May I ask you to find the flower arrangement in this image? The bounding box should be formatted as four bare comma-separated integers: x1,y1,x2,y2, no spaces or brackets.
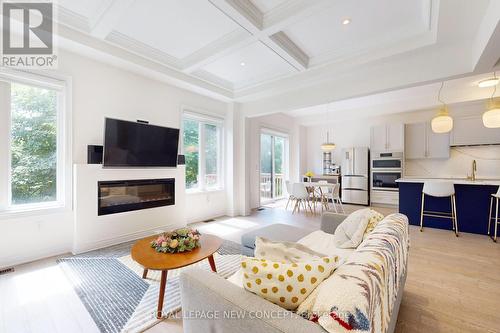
151,228,201,253
305,171,314,180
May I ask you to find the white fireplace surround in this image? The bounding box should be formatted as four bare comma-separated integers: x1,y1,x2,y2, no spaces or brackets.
73,164,186,254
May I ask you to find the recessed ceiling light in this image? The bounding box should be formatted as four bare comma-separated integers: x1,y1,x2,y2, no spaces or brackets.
240,62,246,66
478,77,499,88
342,18,351,25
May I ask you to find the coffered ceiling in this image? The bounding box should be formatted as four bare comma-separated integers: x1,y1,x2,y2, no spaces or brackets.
54,0,499,110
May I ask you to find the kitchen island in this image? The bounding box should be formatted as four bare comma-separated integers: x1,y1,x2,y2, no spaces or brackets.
397,178,500,235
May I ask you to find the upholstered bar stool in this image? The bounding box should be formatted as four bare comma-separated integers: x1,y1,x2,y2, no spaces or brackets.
420,181,458,237
487,186,500,242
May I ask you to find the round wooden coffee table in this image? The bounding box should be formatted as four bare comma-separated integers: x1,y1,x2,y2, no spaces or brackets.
131,233,222,319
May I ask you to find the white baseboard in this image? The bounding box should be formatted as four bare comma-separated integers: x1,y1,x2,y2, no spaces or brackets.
72,223,185,255
0,244,71,269
186,213,225,224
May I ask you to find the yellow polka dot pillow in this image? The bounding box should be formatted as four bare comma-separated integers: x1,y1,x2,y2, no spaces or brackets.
241,256,339,310
363,209,385,239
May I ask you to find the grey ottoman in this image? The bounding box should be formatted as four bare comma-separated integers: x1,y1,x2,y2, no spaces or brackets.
241,223,311,256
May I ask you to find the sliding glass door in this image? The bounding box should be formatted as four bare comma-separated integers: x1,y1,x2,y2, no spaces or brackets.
260,132,287,202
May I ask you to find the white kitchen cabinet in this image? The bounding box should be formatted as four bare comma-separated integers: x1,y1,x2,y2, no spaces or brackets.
451,116,500,146
405,122,426,159
405,122,449,159
370,123,404,152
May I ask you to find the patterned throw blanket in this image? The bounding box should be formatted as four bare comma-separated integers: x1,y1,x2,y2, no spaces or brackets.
297,213,409,333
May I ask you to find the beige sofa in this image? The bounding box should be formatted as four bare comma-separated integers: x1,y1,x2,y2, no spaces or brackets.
180,213,409,333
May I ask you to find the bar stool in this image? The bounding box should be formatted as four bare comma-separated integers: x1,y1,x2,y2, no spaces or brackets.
487,186,500,242
420,181,458,237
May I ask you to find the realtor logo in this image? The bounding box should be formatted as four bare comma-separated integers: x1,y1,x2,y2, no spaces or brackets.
1,1,57,68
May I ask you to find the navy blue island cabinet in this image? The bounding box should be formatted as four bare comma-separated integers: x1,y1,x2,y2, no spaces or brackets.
398,180,499,235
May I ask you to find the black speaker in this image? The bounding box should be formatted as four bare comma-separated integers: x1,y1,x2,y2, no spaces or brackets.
87,145,103,164
177,155,185,165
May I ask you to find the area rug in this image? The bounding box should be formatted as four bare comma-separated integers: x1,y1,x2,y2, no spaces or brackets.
58,239,242,333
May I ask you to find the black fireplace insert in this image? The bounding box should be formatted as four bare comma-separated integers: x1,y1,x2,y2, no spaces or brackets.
98,178,175,215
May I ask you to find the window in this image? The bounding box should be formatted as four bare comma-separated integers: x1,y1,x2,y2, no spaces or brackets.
0,73,67,212
182,112,223,191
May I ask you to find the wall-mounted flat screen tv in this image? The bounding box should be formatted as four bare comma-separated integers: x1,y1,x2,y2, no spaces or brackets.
103,118,179,167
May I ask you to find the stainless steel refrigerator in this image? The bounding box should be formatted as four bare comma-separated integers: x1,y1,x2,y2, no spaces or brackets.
341,147,369,205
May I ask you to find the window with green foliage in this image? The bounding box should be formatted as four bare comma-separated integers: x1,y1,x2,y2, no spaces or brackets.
10,83,58,205
0,77,64,211
182,113,223,191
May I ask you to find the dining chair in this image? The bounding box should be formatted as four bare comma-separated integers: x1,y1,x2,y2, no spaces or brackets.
330,183,345,214
284,180,295,210
317,180,330,211
291,183,313,215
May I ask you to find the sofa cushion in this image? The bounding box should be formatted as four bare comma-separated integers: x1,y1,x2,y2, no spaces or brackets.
254,237,326,262
241,256,339,310
333,208,373,248
297,213,409,333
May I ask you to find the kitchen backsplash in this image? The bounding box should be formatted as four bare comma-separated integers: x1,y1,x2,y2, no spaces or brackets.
405,146,500,179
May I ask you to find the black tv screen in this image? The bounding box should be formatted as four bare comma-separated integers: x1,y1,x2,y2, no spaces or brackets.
103,118,179,167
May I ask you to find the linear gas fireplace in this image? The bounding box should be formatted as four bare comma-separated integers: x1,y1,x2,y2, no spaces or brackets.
98,178,175,216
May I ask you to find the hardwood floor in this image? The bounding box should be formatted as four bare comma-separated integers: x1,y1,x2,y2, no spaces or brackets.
1,201,499,333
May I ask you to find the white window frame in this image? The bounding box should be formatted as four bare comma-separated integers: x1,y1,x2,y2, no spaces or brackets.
0,69,72,217
181,108,224,193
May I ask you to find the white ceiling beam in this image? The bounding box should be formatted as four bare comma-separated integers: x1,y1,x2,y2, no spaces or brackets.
89,0,137,39
471,0,500,72
184,0,314,72
182,30,254,73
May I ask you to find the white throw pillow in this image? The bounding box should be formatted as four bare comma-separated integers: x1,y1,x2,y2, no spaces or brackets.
333,208,373,249
298,230,355,261
254,236,326,262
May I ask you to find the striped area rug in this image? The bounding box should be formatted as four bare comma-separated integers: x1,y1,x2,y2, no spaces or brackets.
58,240,242,333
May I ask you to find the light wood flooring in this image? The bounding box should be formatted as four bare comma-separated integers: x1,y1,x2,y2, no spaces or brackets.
1,201,499,333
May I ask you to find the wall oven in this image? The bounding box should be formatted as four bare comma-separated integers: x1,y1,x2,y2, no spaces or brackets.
372,171,401,191
370,152,403,205
371,151,403,170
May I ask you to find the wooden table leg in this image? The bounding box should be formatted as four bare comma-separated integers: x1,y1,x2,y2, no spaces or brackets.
208,254,217,272
142,268,148,279
157,270,168,319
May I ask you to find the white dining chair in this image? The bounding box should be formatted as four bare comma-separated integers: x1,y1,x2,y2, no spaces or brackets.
420,181,458,236
284,180,295,210
330,183,345,214
487,186,500,242
317,180,330,211
291,183,313,215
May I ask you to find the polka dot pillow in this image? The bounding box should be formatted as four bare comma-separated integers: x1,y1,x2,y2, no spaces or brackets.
241,256,339,310
363,209,385,239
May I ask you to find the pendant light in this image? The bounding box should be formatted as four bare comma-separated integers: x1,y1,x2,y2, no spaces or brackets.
321,106,336,151
483,80,500,128
321,131,336,151
478,71,499,88
431,82,453,133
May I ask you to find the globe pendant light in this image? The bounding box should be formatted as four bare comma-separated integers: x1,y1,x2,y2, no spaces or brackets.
431,82,453,133
483,82,500,128
321,131,336,151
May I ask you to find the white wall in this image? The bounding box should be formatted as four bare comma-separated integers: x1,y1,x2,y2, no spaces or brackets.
247,113,306,209
305,100,500,179
0,50,229,268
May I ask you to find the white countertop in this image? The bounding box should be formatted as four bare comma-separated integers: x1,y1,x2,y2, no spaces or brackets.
397,177,500,186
